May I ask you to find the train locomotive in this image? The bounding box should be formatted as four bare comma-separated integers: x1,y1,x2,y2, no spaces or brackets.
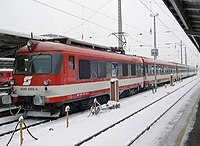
6,39,196,117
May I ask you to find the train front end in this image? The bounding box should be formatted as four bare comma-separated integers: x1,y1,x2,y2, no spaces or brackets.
11,41,64,117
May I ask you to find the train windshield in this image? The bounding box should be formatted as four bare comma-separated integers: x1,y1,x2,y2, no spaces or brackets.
14,54,62,75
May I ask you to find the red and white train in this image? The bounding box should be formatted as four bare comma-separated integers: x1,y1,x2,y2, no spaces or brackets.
6,39,196,117
0,68,13,87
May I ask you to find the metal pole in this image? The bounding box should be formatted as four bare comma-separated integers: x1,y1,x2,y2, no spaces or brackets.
118,0,123,49
180,40,183,64
185,47,187,65
151,14,159,92
153,16,157,50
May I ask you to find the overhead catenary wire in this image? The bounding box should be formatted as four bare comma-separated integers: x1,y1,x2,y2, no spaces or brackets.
66,0,150,34
137,0,181,42
137,0,200,65
32,0,150,46
152,0,198,54
63,0,113,34
137,0,193,57
32,0,115,33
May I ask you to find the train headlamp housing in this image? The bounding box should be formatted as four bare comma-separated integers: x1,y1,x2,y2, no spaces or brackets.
43,79,49,86
33,95,45,106
10,79,14,86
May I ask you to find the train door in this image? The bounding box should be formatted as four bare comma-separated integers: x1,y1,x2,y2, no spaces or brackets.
67,55,76,82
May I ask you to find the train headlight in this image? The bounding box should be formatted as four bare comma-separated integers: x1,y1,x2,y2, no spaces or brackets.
33,96,45,106
10,79,14,86
43,79,49,86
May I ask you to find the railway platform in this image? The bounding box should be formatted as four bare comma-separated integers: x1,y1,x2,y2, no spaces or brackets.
162,80,200,146
185,98,200,146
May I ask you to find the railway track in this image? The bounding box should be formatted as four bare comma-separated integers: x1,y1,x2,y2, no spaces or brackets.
0,119,18,128
74,76,200,146
0,116,56,137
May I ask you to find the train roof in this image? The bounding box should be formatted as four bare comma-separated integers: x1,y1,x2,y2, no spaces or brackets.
174,62,189,68
141,57,176,66
17,41,143,63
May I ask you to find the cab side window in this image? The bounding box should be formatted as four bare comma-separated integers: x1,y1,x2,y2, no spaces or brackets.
79,59,91,79
69,56,75,70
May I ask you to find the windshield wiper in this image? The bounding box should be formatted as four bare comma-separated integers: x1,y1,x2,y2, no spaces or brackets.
29,52,42,63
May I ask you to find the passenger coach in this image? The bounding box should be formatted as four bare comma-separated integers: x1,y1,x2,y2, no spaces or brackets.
11,40,144,117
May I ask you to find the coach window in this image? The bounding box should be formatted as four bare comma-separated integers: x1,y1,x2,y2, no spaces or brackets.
160,66,161,74
52,54,63,74
140,64,143,76
128,64,131,76
91,60,97,79
122,63,128,76
150,65,153,74
112,63,118,77
98,61,106,78
140,64,144,75
118,63,122,76
156,66,159,74
151,65,154,74
145,65,148,74
163,67,166,74
0,73,3,77
131,64,136,76
106,62,112,78
137,64,141,76
79,59,91,79
69,56,75,70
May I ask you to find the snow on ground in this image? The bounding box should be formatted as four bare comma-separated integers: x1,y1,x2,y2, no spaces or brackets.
1,75,200,146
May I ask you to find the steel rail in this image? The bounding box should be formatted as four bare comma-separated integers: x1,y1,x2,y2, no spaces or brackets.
126,78,200,145
0,118,55,137
74,76,199,146
0,119,18,127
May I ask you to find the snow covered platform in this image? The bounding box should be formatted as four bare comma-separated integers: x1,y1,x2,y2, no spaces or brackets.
184,92,200,145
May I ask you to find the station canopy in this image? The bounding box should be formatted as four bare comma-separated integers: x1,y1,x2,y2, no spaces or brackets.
163,0,200,53
0,29,47,57
0,30,119,57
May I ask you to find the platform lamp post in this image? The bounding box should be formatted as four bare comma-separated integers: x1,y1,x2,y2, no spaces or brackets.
150,13,159,92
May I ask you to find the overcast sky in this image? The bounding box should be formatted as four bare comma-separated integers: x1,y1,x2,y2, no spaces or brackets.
0,0,199,66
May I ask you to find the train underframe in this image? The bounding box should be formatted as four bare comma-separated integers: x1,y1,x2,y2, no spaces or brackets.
13,86,141,117
15,94,111,117
12,74,196,117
